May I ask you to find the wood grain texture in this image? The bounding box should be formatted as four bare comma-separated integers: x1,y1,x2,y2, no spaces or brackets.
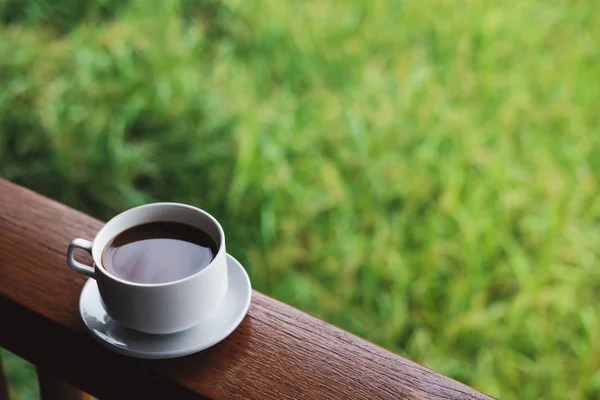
0,178,494,400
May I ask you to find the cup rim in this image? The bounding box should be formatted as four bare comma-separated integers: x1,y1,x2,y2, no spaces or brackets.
91,202,226,288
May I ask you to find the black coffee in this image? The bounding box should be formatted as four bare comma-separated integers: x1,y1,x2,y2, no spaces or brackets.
102,221,218,284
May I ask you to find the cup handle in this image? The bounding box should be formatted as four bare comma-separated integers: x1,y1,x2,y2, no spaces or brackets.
67,238,95,278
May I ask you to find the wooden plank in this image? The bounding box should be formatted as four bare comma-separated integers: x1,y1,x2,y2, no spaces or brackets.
37,368,94,400
0,178,493,400
0,352,8,400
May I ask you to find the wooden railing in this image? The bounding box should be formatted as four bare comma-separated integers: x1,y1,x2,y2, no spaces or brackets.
0,178,493,400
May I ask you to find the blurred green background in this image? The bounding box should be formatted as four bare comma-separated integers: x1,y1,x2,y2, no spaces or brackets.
1,0,599,398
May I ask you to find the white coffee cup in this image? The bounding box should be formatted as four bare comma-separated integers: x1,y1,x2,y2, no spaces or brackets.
67,203,228,334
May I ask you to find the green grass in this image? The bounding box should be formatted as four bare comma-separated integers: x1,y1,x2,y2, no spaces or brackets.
1,0,599,398
0,350,38,400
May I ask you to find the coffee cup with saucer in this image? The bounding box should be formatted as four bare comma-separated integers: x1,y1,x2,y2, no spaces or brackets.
67,203,251,359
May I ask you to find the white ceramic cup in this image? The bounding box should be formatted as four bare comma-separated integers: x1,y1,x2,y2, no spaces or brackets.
67,203,228,335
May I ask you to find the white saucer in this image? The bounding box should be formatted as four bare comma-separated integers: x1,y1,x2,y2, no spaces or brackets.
80,254,251,359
